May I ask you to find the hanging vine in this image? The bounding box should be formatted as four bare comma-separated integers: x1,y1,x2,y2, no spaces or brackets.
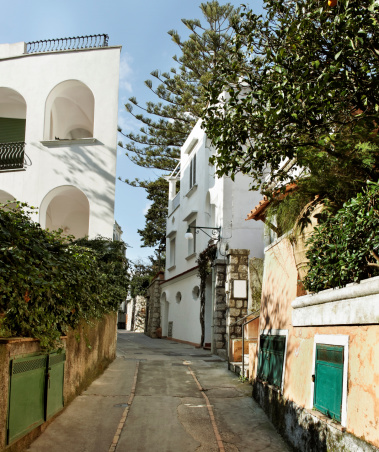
196,245,217,347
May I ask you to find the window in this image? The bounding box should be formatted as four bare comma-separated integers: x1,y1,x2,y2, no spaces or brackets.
188,220,196,256
169,237,176,268
311,335,349,426
189,153,196,189
257,332,287,389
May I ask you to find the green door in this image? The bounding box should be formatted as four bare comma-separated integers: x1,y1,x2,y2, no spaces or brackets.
7,355,47,444
257,335,286,388
46,353,66,419
314,344,344,422
7,352,66,444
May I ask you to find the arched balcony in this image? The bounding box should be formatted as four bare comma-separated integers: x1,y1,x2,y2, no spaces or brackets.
40,186,90,238
0,88,26,171
44,80,94,141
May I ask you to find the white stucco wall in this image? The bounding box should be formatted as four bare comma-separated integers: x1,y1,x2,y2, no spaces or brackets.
163,120,265,344
0,43,121,238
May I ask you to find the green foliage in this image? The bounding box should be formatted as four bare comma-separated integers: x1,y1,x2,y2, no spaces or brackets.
135,177,168,251
118,1,239,175
118,2,239,262
128,258,162,298
202,0,379,200
0,203,129,350
303,182,379,292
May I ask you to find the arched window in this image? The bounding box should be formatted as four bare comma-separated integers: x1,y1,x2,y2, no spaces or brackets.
44,80,94,140
0,88,26,143
40,186,90,238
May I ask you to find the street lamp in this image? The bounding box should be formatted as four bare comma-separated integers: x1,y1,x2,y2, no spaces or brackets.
184,226,221,242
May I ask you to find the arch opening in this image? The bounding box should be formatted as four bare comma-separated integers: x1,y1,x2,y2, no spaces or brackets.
45,80,94,140
0,88,26,143
40,186,90,238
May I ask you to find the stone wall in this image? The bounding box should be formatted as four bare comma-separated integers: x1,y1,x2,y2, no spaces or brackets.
212,260,227,358
133,295,146,332
145,272,164,338
253,381,379,452
226,249,249,339
0,313,117,452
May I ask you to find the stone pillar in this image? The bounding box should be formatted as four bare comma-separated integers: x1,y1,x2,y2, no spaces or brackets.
212,259,227,359
145,272,164,338
133,295,147,332
226,249,249,344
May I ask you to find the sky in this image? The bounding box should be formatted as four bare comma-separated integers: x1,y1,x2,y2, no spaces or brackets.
0,0,264,263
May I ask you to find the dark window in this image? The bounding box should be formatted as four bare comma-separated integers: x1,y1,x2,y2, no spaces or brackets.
257,335,286,388
189,153,196,189
313,344,344,422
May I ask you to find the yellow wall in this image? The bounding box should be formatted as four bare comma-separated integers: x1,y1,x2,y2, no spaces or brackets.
258,236,379,447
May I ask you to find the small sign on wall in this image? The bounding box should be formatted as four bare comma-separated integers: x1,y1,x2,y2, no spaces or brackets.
232,280,248,299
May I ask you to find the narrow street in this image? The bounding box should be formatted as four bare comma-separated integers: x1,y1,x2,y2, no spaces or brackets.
27,331,290,452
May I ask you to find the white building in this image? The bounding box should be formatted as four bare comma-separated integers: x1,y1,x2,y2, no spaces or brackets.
160,120,265,348
0,35,121,239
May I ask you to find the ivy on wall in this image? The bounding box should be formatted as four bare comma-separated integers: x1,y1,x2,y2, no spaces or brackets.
196,245,217,347
0,202,129,350
303,182,379,292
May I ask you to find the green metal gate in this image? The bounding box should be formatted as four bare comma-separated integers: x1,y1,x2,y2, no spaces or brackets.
7,352,65,444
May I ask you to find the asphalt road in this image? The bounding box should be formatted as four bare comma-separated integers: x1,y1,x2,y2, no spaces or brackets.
27,331,290,452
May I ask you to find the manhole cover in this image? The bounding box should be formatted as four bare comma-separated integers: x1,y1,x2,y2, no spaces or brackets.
204,359,223,362
172,363,184,366
114,403,129,408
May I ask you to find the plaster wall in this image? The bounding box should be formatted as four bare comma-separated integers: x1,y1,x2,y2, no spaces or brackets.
259,235,379,448
0,45,121,238
160,270,202,346
163,120,264,345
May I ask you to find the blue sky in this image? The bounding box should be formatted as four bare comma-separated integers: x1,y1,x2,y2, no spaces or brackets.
0,0,264,263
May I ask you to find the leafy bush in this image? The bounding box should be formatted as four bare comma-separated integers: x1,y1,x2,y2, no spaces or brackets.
0,203,129,349
303,182,379,292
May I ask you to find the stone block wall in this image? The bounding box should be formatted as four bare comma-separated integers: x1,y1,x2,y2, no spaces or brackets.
226,249,249,339
145,272,164,338
212,260,227,358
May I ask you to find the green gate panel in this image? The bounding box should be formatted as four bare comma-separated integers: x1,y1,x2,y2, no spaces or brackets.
257,335,286,388
7,355,47,444
314,344,344,422
0,117,26,143
46,353,65,419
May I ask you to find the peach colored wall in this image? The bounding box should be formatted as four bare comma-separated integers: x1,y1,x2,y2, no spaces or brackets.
259,236,379,447
245,316,259,339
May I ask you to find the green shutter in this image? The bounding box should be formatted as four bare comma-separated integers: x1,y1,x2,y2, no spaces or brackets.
257,335,286,388
0,117,26,143
314,344,344,422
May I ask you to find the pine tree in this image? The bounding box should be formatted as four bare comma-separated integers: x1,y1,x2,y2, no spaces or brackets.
118,1,239,177
118,1,239,258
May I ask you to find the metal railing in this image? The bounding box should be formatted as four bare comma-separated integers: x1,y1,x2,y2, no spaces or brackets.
0,142,25,171
26,34,109,54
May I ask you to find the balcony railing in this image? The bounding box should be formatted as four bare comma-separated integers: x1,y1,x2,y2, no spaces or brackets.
172,191,180,211
26,34,109,54
0,142,25,171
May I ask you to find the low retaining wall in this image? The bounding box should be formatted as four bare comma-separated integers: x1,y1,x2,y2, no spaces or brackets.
0,313,117,452
252,380,378,452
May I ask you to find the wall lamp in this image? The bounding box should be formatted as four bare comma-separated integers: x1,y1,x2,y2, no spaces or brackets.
185,226,221,242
